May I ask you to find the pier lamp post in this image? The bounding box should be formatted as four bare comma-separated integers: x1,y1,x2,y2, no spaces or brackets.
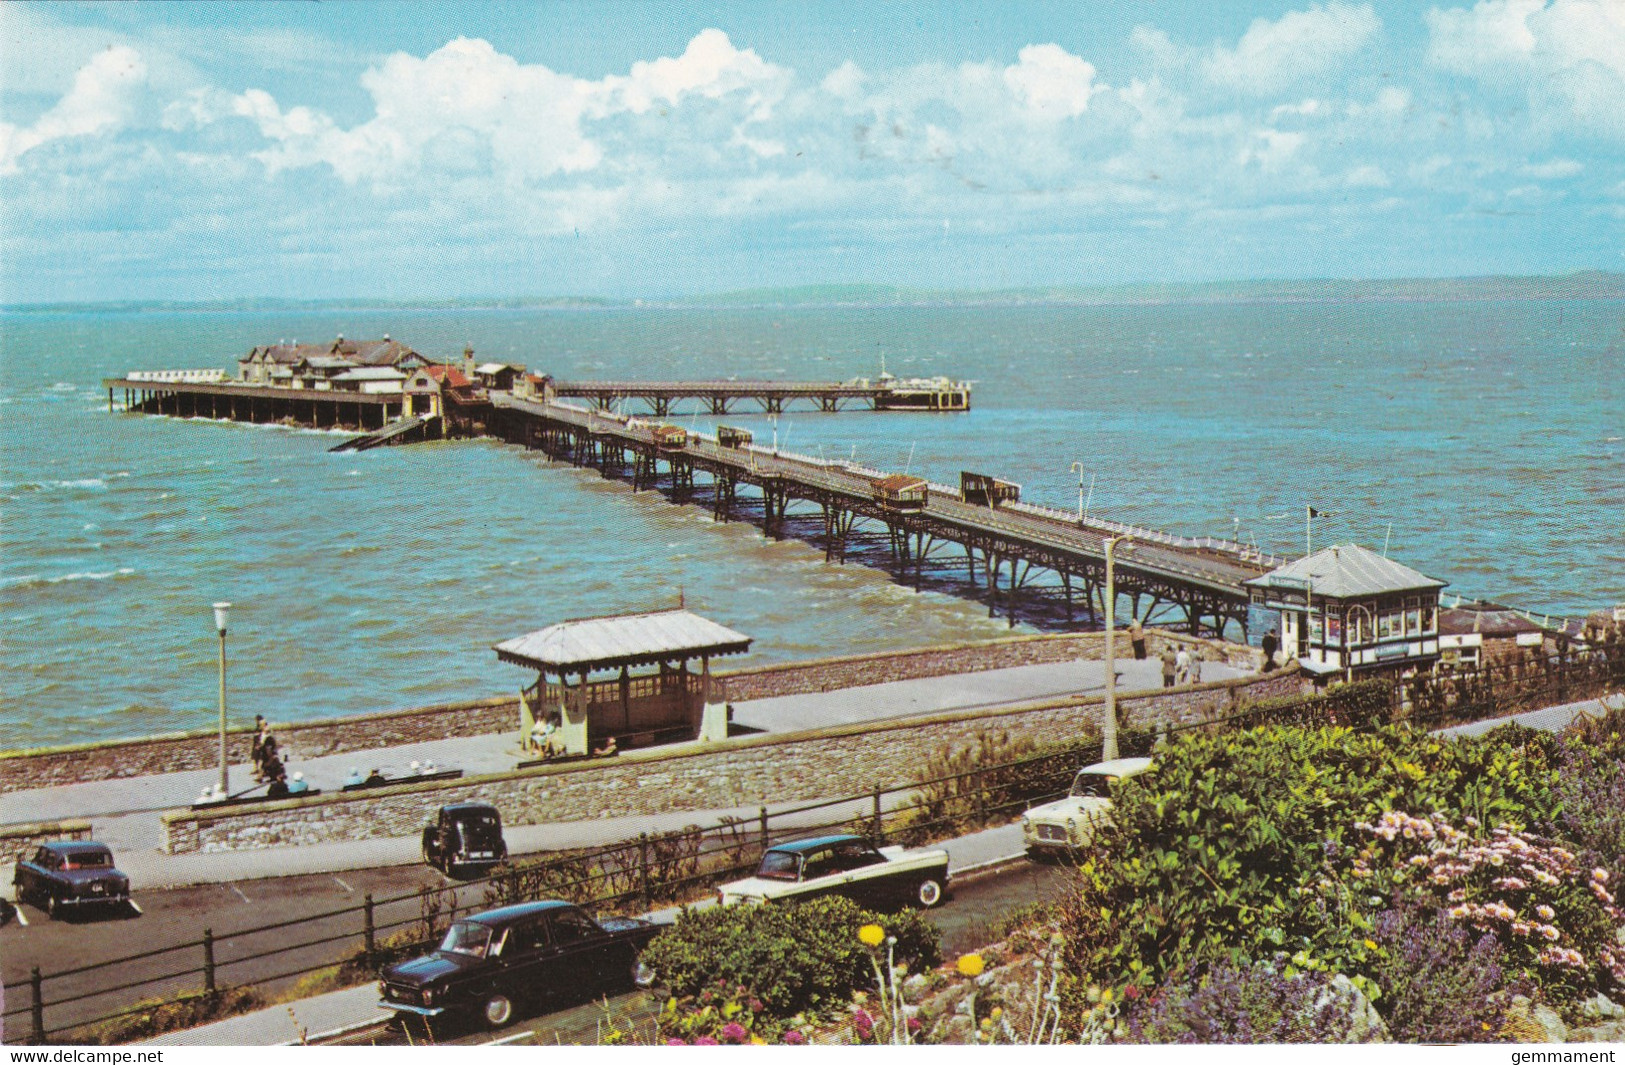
212,602,231,796
1102,536,1134,762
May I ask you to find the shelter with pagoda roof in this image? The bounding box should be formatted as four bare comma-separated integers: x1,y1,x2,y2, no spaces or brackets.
494,608,753,756
1244,543,1446,681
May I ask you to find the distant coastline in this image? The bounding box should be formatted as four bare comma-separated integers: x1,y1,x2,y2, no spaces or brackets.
6,271,1622,315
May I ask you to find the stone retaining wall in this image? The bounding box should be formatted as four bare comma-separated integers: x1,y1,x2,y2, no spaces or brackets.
3,631,1255,796
161,668,1304,854
0,697,516,795
0,820,93,866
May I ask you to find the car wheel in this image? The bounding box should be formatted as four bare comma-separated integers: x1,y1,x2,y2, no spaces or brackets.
630,955,657,990
482,992,514,1029
915,878,944,908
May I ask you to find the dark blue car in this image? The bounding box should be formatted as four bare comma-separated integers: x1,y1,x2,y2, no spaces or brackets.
12,841,132,919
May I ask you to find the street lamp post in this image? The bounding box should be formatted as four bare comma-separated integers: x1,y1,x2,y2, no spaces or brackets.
213,602,231,796
1102,536,1134,761
1071,462,1084,524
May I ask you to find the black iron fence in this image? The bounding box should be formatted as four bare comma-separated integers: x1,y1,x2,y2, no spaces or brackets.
5,650,1618,1044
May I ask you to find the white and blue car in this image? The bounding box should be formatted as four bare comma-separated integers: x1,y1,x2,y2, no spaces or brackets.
717,834,950,911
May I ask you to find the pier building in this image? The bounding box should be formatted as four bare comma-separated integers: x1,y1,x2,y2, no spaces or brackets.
1245,543,1445,679
494,609,753,756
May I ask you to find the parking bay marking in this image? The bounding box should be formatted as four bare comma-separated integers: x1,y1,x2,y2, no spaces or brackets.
229,883,250,903
332,875,354,893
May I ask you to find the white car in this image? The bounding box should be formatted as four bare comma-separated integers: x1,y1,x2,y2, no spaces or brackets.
1021,757,1154,859
717,834,950,910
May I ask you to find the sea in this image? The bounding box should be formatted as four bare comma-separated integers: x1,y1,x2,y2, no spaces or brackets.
2,299,1621,750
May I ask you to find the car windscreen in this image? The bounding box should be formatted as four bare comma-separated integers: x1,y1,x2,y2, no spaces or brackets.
62,851,112,869
1068,774,1115,799
756,850,801,880
440,921,494,957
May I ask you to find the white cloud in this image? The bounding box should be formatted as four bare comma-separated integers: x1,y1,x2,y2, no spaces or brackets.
1271,99,1323,120
1237,128,1306,170
613,28,788,119
1522,158,1583,179
1345,164,1390,187
1,45,147,173
1002,43,1098,120
1426,0,1625,136
1202,3,1380,94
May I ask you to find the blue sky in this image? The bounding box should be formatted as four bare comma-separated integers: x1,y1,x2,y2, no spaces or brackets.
2,1,1622,302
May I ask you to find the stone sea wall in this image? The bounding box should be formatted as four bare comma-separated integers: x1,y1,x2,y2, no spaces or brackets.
3,632,1254,795
162,667,1304,854
0,819,93,866
0,697,517,795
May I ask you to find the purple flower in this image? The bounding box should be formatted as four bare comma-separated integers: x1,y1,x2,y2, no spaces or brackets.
693,1036,720,1046
719,1022,750,1044
782,1030,806,1045
666,1039,688,1046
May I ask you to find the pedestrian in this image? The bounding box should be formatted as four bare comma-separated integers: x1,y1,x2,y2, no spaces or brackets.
1129,618,1146,660
1160,646,1177,688
1175,647,1191,685
1189,646,1204,684
250,716,268,769
344,767,364,788
363,767,388,787
267,771,290,799
1261,630,1279,672
287,771,309,795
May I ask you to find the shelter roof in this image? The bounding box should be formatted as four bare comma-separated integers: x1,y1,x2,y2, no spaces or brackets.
425,365,473,388
1439,601,1549,638
475,362,523,375
1244,543,1445,599
874,474,927,492
494,608,752,673
331,367,408,381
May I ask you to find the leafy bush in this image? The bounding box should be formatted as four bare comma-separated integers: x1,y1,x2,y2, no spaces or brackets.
641,895,940,1018
1230,678,1394,729
1364,905,1511,1042
1124,962,1378,1043
1552,720,1625,895
1062,722,1566,991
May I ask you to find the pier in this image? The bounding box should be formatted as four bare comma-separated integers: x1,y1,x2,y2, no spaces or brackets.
103,376,405,431
490,394,1281,638
548,373,971,415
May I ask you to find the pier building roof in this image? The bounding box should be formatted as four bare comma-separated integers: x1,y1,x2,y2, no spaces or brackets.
331,367,408,382
1439,601,1549,638
493,608,753,673
1245,543,1445,600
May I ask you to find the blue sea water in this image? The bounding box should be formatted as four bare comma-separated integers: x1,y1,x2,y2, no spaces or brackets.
2,301,1621,749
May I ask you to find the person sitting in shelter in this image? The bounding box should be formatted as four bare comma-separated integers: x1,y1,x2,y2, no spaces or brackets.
267,771,290,799
286,771,309,795
344,767,364,788
593,736,619,758
363,767,388,787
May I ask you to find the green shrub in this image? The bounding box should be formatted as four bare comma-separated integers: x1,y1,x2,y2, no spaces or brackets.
64,987,264,1045
1063,722,1567,992
642,895,940,1018
1124,962,1379,1043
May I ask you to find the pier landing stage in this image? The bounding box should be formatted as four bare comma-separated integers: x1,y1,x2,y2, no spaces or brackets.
550,374,971,415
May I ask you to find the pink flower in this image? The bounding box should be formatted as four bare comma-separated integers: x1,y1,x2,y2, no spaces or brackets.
782,1031,806,1045
667,1039,688,1047
693,1036,720,1046
720,1022,750,1044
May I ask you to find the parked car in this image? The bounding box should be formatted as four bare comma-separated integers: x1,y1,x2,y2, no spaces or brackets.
377,900,661,1029
1021,757,1154,859
11,841,132,918
716,833,950,910
421,802,507,875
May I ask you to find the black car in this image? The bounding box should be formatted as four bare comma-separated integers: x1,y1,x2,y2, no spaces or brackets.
378,900,661,1029
421,802,508,875
12,841,132,918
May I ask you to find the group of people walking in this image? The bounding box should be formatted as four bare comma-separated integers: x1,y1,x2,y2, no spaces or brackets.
1159,644,1204,687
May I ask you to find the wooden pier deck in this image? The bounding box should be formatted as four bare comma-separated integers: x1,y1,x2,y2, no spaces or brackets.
102,377,403,430
549,378,969,415
492,394,1281,637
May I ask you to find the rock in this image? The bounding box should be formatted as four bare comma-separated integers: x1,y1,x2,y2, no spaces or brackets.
1506,995,1569,1044
901,973,930,1002
1580,993,1625,1022
1329,974,1391,1043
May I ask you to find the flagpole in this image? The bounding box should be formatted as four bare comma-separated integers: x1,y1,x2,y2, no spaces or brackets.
1306,504,1312,559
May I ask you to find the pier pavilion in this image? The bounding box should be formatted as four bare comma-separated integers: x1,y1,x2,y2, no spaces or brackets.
1245,543,1446,681
493,609,753,756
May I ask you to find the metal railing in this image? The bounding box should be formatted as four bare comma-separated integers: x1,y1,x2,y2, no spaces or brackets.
7,651,1619,1044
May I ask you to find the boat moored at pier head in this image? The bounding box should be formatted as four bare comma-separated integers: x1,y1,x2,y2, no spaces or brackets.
859,370,972,411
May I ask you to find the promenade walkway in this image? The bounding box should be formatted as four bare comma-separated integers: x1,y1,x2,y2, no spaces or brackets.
3,656,1232,890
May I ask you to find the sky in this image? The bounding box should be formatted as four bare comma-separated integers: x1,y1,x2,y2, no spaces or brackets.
1,0,1622,303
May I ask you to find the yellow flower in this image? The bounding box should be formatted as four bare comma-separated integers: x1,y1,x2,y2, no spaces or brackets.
1100,988,1114,1004
859,924,886,948
989,1007,1003,1020
1364,939,1379,951
957,953,986,977
750,1037,767,1046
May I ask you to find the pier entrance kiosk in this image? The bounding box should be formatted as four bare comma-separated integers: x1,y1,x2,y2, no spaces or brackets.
494,609,752,756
